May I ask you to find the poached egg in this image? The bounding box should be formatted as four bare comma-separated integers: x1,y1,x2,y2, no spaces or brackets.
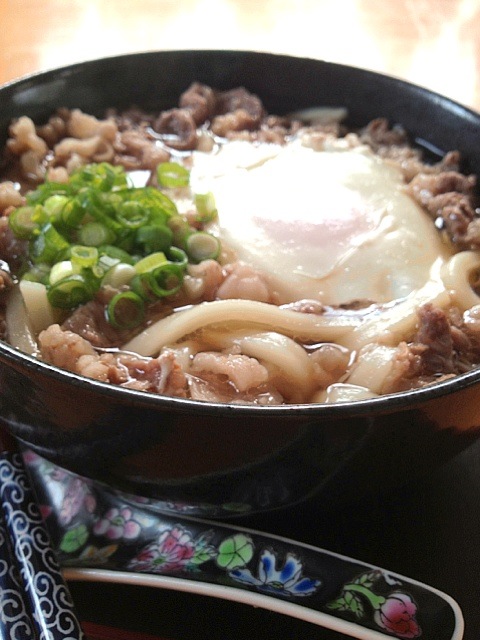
190,139,452,305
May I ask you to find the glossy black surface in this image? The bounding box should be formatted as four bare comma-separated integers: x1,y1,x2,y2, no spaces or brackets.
26,448,459,640
69,438,480,639
0,51,480,516
71,442,480,640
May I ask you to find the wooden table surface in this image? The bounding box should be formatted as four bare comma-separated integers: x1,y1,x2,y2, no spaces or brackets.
1,0,479,112
1,1,480,639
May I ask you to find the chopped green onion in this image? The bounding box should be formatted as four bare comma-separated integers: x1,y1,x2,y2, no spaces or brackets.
43,194,69,219
8,161,221,324
69,162,128,192
157,162,190,188
130,274,155,301
60,197,86,228
147,263,184,298
106,291,145,329
101,263,137,288
123,187,178,220
78,221,115,247
195,192,217,223
134,252,168,275
186,232,221,263
115,201,149,228
49,260,76,285
31,223,70,264
97,244,134,264
26,181,72,206
136,224,173,253
166,246,188,270
47,274,92,309
93,254,119,279
167,214,192,247
8,206,39,239
70,245,99,268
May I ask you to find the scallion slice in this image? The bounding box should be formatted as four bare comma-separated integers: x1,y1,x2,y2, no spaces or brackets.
47,274,92,309
166,246,188,270
106,291,145,329
157,162,190,188
101,262,137,288
136,224,173,253
186,232,221,263
43,194,69,220
194,191,217,223
8,206,39,239
49,260,76,285
115,201,149,229
134,252,168,275
147,263,184,298
60,197,86,228
31,223,70,265
70,245,99,269
78,221,115,247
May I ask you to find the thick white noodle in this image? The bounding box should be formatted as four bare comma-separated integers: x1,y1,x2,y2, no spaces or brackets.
441,251,480,311
19,280,57,335
5,286,39,356
200,329,316,398
122,299,360,357
345,344,399,394
312,383,378,403
341,279,451,350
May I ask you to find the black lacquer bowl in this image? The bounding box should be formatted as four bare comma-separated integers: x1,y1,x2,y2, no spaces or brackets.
1,50,480,518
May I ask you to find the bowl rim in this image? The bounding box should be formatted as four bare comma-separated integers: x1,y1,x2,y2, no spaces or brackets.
2,335,480,418
1,48,480,418
2,47,480,120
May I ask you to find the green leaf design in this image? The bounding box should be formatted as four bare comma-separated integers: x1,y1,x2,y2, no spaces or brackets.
354,570,380,588
216,534,254,570
59,524,89,553
349,595,365,618
191,547,217,565
327,592,364,617
327,597,349,611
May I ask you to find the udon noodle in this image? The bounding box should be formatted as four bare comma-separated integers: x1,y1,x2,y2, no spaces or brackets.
0,83,479,405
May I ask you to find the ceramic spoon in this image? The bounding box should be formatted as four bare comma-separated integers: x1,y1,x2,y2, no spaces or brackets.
23,449,463,640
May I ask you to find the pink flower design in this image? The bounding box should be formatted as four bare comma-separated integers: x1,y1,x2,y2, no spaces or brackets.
22,450,41,465
59,477,96,525
128,526,196,574
328,571,422,639
374,592,421,639
93,507,142,541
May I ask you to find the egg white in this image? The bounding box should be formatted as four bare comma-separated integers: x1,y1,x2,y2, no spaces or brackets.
190,139,452,306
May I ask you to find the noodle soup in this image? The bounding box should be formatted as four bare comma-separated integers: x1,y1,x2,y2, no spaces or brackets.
0,83,479,405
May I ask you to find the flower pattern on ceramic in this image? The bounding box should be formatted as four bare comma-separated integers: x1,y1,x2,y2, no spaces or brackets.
229,549,321,596
22,450,458,640
93,507,142,541
128,526,216,574
327,570,421,638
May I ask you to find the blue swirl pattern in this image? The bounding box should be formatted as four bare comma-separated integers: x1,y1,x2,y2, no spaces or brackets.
0,452,84,640
0,516,36,639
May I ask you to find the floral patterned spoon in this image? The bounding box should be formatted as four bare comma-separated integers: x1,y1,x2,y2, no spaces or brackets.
23,449,463,640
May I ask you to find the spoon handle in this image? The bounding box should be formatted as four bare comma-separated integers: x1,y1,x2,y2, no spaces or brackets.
24,449,464,640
